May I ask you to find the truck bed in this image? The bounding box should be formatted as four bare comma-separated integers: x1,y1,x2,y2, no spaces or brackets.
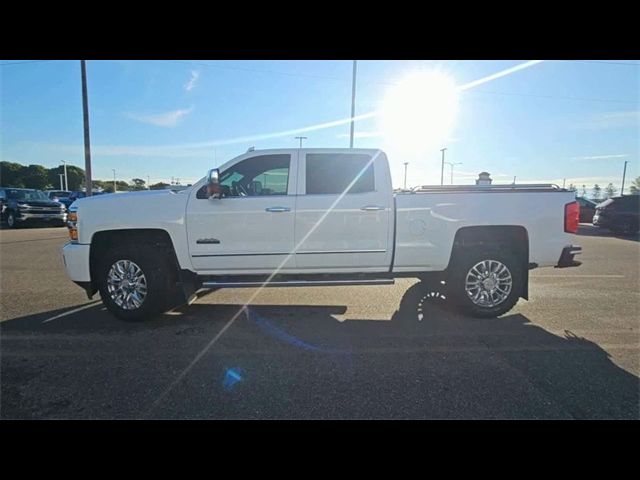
392,184,576,272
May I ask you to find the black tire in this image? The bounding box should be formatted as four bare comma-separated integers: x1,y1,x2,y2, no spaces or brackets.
6,211,19,229
447,248,522,318
96,243,177,321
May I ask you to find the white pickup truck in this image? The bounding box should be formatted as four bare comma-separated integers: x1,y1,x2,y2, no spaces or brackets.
62,148,582,320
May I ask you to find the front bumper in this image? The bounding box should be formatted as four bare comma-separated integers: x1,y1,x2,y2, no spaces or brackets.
62,242,91,282
16,212,67,222
556,245,582,268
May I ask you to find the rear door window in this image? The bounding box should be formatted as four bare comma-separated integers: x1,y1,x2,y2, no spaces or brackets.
305,153,374,195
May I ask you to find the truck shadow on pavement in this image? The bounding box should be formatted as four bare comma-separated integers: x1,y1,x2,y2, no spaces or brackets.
1,283,638,419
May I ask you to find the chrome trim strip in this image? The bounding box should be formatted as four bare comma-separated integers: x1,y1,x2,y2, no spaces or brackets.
296,249,386,254
192,252,289,257
202,279,395,288
192,249,386,258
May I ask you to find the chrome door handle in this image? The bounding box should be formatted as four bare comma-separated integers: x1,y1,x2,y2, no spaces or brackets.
360,205,385,211
265,206,291,213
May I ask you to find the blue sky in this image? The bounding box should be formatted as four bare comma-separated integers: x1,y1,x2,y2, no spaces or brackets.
1,60,638,192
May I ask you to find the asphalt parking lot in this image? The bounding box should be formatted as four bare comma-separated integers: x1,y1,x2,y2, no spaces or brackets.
1,224,639,419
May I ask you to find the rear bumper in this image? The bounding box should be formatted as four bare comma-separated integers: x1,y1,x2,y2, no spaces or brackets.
556,245,582,268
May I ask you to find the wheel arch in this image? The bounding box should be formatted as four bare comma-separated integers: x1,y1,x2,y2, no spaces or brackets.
448,225,530,299
88,228,185,298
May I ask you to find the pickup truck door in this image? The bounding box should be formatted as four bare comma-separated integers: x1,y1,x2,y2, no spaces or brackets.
294,150,393,271
186,152,298,273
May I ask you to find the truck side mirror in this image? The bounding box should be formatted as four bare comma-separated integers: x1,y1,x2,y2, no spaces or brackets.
206,168,221,198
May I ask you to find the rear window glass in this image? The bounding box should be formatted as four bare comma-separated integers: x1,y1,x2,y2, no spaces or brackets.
306,153,374,195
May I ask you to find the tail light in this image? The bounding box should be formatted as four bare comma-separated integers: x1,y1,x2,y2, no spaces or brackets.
564,201,579,233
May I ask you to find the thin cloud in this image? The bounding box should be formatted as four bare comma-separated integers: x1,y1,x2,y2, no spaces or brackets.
53,61,543,156
184,70,200,92
126,107,194,127
575,110,639,130
571,154,630,161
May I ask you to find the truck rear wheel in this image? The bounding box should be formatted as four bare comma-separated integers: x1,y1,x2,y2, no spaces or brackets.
448,248,522,318
96,244,175,321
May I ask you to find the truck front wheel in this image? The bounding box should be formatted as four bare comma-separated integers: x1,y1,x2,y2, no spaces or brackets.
448,248,522,318
96,244,175,321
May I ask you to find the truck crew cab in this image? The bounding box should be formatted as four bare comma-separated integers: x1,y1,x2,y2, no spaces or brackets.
62,148,581,320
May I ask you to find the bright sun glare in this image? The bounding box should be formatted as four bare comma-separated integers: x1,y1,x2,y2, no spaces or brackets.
380,71,459,155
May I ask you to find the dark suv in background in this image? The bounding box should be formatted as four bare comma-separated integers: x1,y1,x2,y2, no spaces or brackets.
0,188,67,228
593,195,640,235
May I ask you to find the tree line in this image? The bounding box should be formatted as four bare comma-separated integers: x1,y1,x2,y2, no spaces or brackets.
564,178,639,200
0,161,172,192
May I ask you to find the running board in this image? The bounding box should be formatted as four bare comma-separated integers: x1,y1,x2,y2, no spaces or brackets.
201,278,395,289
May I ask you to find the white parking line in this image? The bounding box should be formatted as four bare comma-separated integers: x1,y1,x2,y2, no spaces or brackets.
42,301,101,324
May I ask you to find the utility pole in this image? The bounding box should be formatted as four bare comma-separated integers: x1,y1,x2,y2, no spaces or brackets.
621,160,628,195
112,169,117,193
440,148,447,185
403,162,409,189
81,60,93,196
59,174,65,190
349,60,357,148
444,161,462,185
295,136,307,148
61,160,68,190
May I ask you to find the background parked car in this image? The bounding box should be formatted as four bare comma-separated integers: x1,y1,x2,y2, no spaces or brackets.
62,190,107,208
593,195,640,235
45,190,72,204
0,187,67,228
576,196,597,223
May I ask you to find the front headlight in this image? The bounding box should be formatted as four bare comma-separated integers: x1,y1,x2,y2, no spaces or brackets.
67,209,78,242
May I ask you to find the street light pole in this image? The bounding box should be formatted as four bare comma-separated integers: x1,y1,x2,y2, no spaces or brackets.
61,160,68,191
621,160,628,195
403,162,409,189
59,174,65,190
294,136,307,148
81,60,93,196
349,60,357,148
444,161,462,185
112,169,117,193
440,148,447,186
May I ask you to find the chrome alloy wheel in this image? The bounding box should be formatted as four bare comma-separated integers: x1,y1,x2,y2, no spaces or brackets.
107,260,148,310
464,259,513,308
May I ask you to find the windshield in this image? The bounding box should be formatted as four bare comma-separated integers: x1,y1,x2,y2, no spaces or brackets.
6,189,49,201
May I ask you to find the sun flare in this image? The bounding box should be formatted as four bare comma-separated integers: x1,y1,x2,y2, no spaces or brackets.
379,71,459,155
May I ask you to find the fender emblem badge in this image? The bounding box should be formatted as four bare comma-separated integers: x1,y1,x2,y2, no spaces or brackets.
196,238,221,244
